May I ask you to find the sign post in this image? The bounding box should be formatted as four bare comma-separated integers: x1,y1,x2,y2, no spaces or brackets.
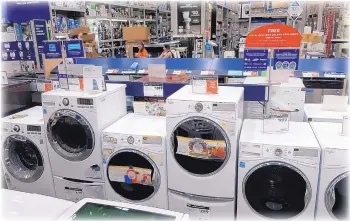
287,1,303,28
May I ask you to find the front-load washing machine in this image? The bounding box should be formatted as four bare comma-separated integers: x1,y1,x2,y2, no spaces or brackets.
102,114,168,209
42,84,126,201
237,119,321,220
310,122,349,220
166,85,244,219
1,106,55,197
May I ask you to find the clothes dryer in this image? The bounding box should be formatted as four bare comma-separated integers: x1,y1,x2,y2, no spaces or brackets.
311,122,349,220
1,106,55,197
237,119,321,220
166,85,244,219
102,114,168,209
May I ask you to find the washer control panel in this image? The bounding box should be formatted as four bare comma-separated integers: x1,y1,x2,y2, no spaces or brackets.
188,102,211,113
263,145,292,158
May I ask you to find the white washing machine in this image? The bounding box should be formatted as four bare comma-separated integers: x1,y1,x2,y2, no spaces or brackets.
42,84,126,200
243,77,305,121
310,122,349,220
237,119,321,220
102,114,168,209
1,106,55,197
166,85,244,219
304,103,350,123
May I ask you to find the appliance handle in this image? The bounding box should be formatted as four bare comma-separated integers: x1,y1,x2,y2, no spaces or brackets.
329,187,336,209
168,189,234,203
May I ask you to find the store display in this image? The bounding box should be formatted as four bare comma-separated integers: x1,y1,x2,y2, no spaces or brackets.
238,119,321,220
311,122,349,220
166,85,243,220
42,84,127,201
1,106,55,197
102,114,168,209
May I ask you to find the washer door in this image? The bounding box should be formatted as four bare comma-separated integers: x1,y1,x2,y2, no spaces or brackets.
171,117,230,176
243,162,312,219
3,135,44,183
325,172,349,220
107,149,160,202
47,109,94,161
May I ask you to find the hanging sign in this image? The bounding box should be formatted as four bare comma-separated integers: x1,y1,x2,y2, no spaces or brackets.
273,49,299,70
65,40,85,58
43,41,62,59
243,49,269,71
177,2,201,34
245,24,301,48
287,1,303,21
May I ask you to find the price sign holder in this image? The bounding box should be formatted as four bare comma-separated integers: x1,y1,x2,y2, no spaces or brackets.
263,113,290,133
143,83,164,97
341,116,349,136
192,75,218,94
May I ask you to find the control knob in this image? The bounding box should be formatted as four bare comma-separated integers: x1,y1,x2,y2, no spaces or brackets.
127,136,134,144
274,148,283,156
13,125,20,132
62,98,69,106
195,103,203,112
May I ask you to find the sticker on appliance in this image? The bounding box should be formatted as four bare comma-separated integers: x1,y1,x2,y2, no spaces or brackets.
64,187,84,202
176,136,226,160
108,165,152,186
187,204,210,220
142,136,162,145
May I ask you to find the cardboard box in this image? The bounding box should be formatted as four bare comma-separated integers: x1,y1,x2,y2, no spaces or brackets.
301,34,311,42
309,34,321,44
69,26,90,37
79,33,95,42
84,41,97,48
123,26,150,41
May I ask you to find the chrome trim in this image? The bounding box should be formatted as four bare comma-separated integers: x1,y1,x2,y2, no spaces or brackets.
325,171,349,220
242,161,312,219
46,109,95,161
3,135,44,183
169,188,234,203
170,116,231,177
106,148,161,203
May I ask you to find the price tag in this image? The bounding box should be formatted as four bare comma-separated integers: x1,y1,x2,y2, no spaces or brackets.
341,116,349,136
192,76,218,94
52,80,60,90
58,74,69,89
143,83,163,97
37,80,52,92
200,70,215,75
263,113,290,133
186,204,210,220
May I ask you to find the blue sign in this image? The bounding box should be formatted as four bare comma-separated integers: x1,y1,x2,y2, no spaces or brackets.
65,40,85,58
273,49,300,70
243,49,269,71
4,1,50,23
205,43,211,51
43,41,62,59
1,41,36,61
22,41,36,61
33,20,48,69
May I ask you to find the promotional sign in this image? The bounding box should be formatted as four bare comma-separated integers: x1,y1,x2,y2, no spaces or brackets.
192,76,218,94
32,20,48,69
273,49,299,70
243,49,268,71
245,24,301,48
177,2,201,34
65,40,85,58
4,1,50,23
2,41,36,61
43,41,62,59
287,1,303,21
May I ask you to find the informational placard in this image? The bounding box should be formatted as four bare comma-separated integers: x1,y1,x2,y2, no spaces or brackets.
65,40,85,58
273,49,299,70
243,49,268,71
58,74,69,90
322,95,348,112
143,83,163,97
245,24,301,48
287,1,303,21
200,70,215,75
187,204,210,220
32,20,48,69
269,70,290,83
83,66,105,93
341,116,349,136
43,41,62,59
177,2,201,34
36,79,53,92
263,113,290,133
192,76,218,94
148,64,166,78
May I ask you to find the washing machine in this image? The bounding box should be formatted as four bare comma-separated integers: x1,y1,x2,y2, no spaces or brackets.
102,114,168,209
166,85,244,219
304,103,350,123
310,122,349,220
42,84,126,201
1,106,55,197
237,119,321,220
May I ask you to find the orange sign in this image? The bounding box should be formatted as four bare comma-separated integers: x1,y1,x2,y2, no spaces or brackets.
206,79,218,94
245,24,301,48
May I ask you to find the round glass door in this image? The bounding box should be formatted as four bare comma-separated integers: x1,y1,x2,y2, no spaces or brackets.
3,135,44,183
171,117,230,176
47,109,94,161
107,149,160,202
243,162,311,219
325,172,349,220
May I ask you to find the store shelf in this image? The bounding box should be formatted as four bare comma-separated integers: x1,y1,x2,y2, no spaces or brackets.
251,14,287,18
51,6,85,12
331,39,350,44
86,16,109,20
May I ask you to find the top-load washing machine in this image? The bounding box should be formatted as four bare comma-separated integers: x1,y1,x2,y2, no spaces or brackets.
237,119,321,220
102,114,168,209
310,122,349,220
166,85,244,219
1,106,55,197
42,84,126,201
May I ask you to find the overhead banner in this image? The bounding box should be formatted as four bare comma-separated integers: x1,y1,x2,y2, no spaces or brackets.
245,24,301,48
65,40,85,58
43,41,62,59
32,20,48,69
4,1,50,23
273,49,300,70
177,2,201,34
243,49,269,71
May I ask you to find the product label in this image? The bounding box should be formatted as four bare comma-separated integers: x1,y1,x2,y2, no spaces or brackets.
187,204,210,220
64,187,83,202
143,83,163,97
176,136,226,160
142,136,162,145
108,165,152,186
